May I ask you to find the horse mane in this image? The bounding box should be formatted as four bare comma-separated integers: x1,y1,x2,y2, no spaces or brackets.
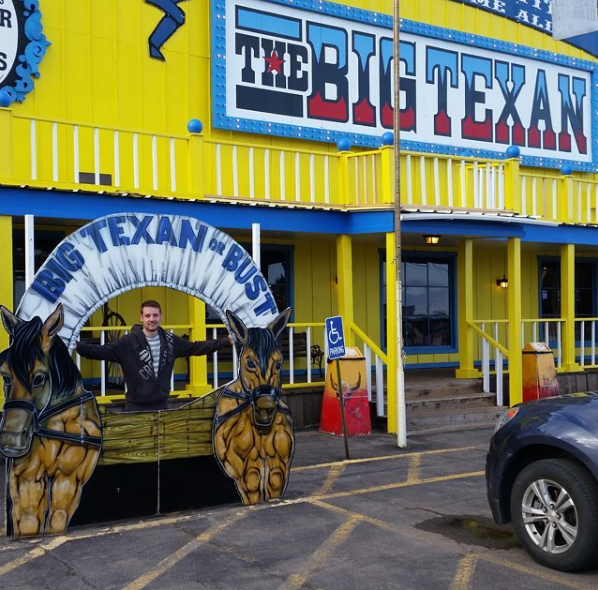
245,326,281,376
5,316,82,402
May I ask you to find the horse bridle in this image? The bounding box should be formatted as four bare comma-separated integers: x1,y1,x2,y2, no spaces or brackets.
214,387,291,428
3,389,102,447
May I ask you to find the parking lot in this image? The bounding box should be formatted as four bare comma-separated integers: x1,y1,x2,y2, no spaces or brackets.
0,426,597,589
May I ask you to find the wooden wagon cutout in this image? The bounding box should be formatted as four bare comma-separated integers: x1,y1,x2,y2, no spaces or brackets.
0,214,296,537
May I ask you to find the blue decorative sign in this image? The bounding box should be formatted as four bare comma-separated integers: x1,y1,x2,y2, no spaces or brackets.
326,316,345,360
0,0,50,105
146,0,188,61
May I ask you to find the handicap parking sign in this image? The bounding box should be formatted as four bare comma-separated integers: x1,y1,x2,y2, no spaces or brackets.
325,316,345,360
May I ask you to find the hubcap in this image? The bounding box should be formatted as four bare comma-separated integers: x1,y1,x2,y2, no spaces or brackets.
520,478,578,555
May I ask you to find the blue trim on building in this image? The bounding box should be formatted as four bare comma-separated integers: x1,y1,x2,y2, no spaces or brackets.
7,187,598,246
0,187,356,233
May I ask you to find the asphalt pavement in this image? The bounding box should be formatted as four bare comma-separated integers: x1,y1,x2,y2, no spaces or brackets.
0,426,597,589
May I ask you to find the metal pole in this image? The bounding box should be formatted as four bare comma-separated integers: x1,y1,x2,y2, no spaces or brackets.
335,358,350,460
24,214,35,290
252,223,261,267
394,0,407,447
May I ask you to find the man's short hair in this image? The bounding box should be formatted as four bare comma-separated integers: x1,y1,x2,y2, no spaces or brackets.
140,300,162,313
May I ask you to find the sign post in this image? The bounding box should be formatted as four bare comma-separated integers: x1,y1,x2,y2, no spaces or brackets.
326,315,349,460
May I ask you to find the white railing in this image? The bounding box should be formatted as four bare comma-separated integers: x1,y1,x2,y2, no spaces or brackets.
11,114,518,213
475,321,507,406
576,318,598,369
349,322,388,417
342,150,508,210
471,318,566,406
14,114,190,196
207,141,338,205
522,319,563,368
75,321,389,416
207,322,328,388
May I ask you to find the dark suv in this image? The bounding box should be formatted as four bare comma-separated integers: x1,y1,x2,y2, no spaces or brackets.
486,392,598,572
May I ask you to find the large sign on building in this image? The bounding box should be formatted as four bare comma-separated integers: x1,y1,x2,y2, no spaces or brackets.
0,0,50,104
212,0,597,170
17,213,279,350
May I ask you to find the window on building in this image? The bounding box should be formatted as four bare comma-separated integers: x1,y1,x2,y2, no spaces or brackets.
539,258,595,318
381,253,456,351
12,229,66,310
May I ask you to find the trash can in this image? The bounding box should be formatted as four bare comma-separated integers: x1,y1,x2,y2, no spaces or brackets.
522,342,559,403
319,347,372,436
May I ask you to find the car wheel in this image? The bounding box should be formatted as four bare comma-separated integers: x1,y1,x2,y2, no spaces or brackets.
510,458,598,572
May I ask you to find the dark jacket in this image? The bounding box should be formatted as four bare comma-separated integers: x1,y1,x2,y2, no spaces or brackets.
76,324,230,411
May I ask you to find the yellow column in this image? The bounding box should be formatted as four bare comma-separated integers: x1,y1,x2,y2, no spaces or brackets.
0,216,13,352
503,155,521,214
508,238,522,406
186,296,212,396
561,243,581,372
385,232,398,434
456,239,479,378
336,234,354,346
0,108,13,181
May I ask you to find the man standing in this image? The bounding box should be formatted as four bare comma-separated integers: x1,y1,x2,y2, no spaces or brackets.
76,300,231,411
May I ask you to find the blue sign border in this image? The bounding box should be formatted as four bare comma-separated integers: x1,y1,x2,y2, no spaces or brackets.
0,0,51,105
211,0,598,172
325,315,345,360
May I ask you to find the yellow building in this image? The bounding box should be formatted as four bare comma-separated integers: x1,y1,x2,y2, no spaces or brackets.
1,0,598,435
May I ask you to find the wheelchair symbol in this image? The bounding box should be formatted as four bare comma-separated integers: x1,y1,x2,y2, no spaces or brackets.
327,321,343,345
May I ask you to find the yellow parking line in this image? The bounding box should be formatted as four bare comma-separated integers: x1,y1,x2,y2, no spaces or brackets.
313,464,345,496
312,501,597,590
407,455,421,483
0,513,199,577
122,511,246,590
0,537,69,577
293,445,485,472
276,470,485,506
478,553,598,590
277,517,360,590
449,554,478,590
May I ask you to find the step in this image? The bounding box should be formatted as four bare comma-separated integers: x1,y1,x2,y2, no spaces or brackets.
405,378,483,398
407,392,497,414
407,405,506,432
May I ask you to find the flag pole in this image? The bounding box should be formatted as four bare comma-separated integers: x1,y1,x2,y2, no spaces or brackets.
394,0,407,448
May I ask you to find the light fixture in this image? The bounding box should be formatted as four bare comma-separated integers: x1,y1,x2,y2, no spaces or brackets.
496,276,509,288
423,235,441,245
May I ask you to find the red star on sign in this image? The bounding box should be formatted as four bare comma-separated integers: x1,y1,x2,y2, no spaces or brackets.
265,50,284,74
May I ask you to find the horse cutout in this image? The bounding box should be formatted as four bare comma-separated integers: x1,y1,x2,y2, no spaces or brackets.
213,308,295,504
0,305,102,537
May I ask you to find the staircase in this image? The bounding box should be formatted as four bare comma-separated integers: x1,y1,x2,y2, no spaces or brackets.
404,369,506,434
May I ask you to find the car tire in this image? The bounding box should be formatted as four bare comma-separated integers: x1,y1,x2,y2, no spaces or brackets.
510,458,598,572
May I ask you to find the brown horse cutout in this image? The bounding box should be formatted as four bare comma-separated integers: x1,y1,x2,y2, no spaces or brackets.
0,305,102,536
213,308,294,505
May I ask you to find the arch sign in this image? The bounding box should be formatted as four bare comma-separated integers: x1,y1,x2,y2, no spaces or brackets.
18,212,279,349
1,213,294,538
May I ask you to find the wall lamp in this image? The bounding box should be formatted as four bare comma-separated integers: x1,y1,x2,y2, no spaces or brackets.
496,275,509,289
423,235,441,245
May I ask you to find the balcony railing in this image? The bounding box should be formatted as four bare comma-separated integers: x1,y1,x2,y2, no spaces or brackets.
3,108,595,221
0,109,537,215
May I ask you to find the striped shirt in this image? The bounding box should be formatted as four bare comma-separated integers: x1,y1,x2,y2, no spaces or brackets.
146,334,161,377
